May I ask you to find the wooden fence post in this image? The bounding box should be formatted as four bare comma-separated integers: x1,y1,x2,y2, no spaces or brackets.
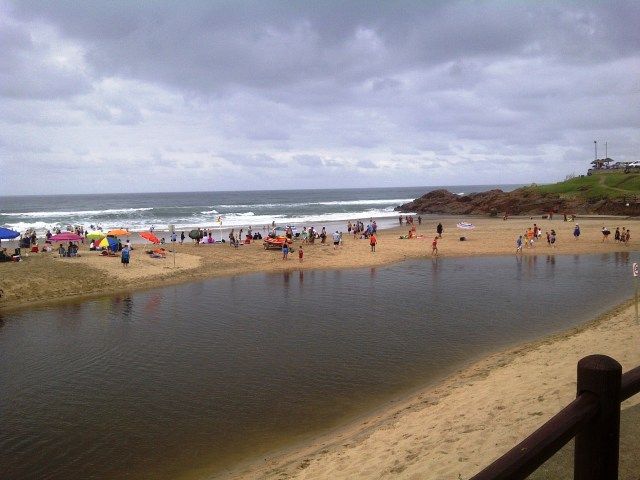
574,355,622,480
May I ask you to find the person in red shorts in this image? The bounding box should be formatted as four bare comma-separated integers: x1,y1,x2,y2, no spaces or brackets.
431,236,438,256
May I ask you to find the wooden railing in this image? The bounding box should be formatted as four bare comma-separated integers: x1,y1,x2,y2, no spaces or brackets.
471,355,640,480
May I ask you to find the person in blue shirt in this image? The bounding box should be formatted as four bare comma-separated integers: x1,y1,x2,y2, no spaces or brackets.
121,246,130,267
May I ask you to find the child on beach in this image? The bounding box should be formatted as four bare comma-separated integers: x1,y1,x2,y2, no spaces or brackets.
431,236,438,256
516,235,523,254
369,233,377,252
573,224,580,240
298,246,303,262
282,243,289,260
550,230,556,247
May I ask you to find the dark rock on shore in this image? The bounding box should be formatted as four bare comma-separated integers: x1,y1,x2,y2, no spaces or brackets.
396,188,640,216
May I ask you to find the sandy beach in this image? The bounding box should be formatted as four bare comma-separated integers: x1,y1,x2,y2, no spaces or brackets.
2,215,639,479
1,216,637,311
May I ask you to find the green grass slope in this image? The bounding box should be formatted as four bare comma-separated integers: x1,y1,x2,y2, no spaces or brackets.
535,173,640,200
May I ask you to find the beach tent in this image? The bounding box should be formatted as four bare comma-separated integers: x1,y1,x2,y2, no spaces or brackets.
189,229,204,240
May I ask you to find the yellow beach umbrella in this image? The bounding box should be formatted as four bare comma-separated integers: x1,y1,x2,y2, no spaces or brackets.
86,230,105,240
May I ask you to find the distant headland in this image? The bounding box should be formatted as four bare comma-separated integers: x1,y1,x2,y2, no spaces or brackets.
398,172,640,216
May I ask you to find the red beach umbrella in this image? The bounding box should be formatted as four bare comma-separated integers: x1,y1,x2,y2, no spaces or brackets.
140,231,160,244
49,232,83,242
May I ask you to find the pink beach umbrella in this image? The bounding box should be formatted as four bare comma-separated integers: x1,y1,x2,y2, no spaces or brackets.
49,232,83,242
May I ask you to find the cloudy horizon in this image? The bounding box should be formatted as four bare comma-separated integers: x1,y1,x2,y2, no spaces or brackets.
1,0,639,195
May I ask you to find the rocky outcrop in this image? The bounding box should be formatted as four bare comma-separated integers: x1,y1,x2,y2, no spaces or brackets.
396,188,640,216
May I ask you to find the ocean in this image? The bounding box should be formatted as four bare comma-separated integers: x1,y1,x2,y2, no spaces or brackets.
0,185,520,235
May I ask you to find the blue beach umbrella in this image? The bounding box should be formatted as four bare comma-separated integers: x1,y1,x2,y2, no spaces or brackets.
0,227,20,240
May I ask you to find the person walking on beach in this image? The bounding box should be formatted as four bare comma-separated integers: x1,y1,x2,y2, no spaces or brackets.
516,235,523,254
369,233,377,252
282,243,289,260
615,227,621,242
180,231,185,244
436,222,443,238
121,245,130,267
573,224,581,240
526,227,535,247
602,227,611,242
298,246,304,263
625,229,631,245
550,229,556,247
431,236,438,256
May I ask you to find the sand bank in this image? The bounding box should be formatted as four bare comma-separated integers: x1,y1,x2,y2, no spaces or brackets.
229,301,640,480
1,216,637,311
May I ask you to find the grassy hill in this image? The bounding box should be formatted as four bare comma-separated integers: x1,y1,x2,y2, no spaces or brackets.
533,173,640,200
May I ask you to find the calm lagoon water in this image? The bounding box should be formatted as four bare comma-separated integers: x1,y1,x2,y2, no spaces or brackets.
0,253,635,479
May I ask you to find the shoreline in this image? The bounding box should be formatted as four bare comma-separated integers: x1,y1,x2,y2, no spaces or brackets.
226,298,640,479
2,216,639,313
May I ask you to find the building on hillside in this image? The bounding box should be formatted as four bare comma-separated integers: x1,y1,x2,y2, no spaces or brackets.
590,157,614,170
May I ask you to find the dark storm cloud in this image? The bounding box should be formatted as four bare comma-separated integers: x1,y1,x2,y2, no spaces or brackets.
1,0,639,194
8,1,639,96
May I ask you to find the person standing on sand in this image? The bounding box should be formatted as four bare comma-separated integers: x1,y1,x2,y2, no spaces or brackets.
516,235,523,254
298,246,303,263
418,216,422,225
332,231,340,249
369,233,377,252
121,245,130,267
431,236,438,256
573,224,581,240
436,222,443,238
625,229,631,245
180,231,185,244
615,227,621,242
282,243,289,260
550,229,556,247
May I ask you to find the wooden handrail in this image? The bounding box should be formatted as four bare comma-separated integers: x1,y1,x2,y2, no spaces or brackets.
621,365,640,400
470,393,598,480
471,355,640,480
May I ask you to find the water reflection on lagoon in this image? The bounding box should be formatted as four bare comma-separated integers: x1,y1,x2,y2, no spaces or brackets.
0,253,637,480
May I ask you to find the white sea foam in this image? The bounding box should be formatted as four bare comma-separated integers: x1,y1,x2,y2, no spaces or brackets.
2,207,153,218
4,206,413,235
215,199,412,209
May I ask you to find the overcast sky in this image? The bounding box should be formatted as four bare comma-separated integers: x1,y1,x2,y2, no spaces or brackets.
1,0,639,195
